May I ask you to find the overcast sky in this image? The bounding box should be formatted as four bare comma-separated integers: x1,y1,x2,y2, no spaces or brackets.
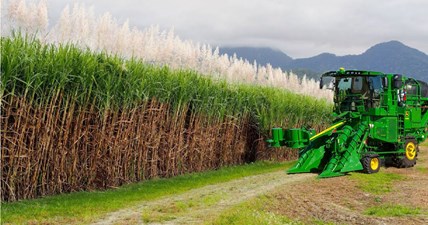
46,0,428,58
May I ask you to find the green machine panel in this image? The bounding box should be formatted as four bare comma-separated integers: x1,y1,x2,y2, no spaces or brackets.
404,108,422,129
371,117,398,143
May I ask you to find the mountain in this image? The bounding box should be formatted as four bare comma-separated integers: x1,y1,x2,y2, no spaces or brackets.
220,41,428,82
219,47,293,68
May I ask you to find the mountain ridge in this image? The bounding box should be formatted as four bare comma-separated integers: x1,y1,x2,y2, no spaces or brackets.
220,41,428,82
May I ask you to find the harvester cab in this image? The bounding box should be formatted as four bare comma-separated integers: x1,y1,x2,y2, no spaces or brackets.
267,68,428,178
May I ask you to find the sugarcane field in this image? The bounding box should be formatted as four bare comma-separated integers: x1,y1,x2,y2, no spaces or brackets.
1,0,428,224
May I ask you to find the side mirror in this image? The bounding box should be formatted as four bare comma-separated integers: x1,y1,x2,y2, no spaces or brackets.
393,74,402,89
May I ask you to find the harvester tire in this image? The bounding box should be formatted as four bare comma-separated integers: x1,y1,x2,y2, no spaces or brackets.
394,139,418,168
362,155,380,174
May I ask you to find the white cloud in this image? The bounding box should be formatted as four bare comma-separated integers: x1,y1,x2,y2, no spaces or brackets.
48,0,428,58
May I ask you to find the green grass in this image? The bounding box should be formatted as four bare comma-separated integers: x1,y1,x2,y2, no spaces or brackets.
349,172,404,195
416,167,428,173
207,194,334,225
141,193,224,223
207,195,298,225
364,204,423,217
1,161,294,224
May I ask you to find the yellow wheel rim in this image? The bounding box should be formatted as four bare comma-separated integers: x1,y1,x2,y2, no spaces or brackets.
406,142,417,160
370,158,379,170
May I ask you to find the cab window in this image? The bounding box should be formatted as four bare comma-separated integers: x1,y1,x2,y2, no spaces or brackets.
405,80,418,96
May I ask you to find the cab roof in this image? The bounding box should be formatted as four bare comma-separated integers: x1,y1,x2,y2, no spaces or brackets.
322,68,385,77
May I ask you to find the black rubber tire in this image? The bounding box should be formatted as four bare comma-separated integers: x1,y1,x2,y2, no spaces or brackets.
394,139,418,168
361,155,380,174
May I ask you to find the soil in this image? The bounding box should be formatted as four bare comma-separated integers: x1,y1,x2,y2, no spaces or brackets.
91,147,428,225
267,147,428,225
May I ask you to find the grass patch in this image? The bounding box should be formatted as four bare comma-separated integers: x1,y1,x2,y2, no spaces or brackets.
201,193,224,206
140,191,225,223
420,141,428,147
207,195,298,225
416,166,428,173
208,194,334,225
142,210,177,223
349,172,404,195
364,204,423,217
1,161,294,224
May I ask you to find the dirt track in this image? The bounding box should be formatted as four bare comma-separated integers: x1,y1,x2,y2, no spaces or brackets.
91,147,428,225
91,171,315,224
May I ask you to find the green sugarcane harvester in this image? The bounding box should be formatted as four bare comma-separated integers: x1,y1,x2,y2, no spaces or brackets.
267,68,428,178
